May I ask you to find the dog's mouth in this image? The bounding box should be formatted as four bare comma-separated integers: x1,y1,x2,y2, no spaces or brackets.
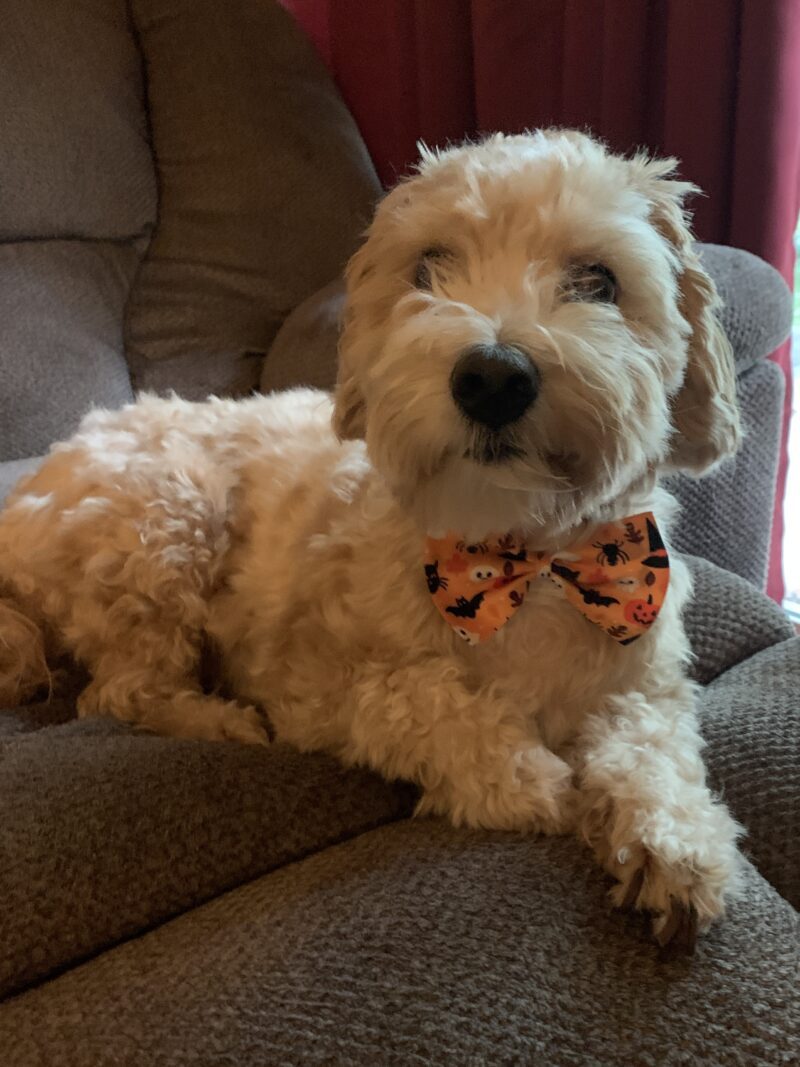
463,438,578,475
544,451,580,480
464,436,524,465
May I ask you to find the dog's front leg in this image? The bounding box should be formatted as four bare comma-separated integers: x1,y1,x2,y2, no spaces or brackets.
339,660,576,834
576,681,743,949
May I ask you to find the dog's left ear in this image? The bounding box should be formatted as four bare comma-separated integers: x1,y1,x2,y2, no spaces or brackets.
332,244,370,441
638,159,741,474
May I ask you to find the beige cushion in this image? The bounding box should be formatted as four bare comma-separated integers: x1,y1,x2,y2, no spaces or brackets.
261,277,344,394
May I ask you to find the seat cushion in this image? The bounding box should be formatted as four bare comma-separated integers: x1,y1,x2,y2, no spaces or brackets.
1,820,796,1066
0,0,155,241
124,0,380,401
0,242,137,460
0,712,415,1000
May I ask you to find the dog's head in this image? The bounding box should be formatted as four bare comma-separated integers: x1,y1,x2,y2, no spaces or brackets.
333,130,739,540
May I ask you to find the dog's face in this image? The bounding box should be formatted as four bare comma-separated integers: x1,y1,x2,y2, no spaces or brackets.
334,131,739,541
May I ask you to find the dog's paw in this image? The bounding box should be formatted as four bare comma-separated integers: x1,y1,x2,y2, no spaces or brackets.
219,703,270,746
608,821,743,954
510,745,579,834
162,695,270,745
421,744,577,833
581,785,743,954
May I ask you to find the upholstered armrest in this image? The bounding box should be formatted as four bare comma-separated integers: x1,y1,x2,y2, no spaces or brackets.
683,554,797,905
698,244,792,376
682,554,794,684
260,277,344,395
701,636,800,908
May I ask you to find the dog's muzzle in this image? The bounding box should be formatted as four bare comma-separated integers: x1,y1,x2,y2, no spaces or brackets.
450,343,539,431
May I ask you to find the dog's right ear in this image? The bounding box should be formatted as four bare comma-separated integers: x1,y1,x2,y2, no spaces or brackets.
332,241,373,441
332,368,367,441
632,155,740,475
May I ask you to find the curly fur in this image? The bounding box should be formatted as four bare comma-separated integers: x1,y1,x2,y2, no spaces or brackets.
0,131,744,942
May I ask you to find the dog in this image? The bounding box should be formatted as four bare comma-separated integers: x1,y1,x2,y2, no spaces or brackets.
0,130,743,950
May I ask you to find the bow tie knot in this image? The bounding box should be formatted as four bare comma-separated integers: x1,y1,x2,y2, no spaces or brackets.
424,512,669,645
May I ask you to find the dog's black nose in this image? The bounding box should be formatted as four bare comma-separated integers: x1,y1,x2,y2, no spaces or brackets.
450,344,539,431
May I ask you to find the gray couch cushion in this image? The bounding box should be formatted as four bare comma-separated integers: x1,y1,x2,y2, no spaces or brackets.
124,0,380,401
0,714,415,1000
0,242,137,461
0,0,156,241
1,820,796,1066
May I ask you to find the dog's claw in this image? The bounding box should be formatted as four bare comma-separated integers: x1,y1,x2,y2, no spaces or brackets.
655,900,698,959
619,866,645,910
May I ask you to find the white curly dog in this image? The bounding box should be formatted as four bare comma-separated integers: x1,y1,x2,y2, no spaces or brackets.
0,131,743,950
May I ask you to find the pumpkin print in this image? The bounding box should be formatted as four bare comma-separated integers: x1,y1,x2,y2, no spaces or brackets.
624,595,659,627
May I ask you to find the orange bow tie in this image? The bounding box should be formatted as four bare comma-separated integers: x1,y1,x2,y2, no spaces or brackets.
424,512,669,645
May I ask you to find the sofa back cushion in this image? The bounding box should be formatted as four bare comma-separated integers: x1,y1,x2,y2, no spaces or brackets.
0,0,156,242
124,0,380,401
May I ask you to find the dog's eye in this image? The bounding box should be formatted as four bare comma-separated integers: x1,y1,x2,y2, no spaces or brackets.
414,247,450,290
564,263,617,304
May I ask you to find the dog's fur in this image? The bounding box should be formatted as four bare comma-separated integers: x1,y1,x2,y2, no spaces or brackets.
0,131,744,943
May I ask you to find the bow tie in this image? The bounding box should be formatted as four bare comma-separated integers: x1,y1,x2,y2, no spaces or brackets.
424,512,669,645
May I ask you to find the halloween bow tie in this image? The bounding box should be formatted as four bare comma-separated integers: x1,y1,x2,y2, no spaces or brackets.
424,512,669,645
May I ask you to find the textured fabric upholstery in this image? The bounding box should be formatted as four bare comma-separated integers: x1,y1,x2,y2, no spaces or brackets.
0,243,137,460
1,820,797,1067
124,0,380,401
0,0,156,241
702,637,800,909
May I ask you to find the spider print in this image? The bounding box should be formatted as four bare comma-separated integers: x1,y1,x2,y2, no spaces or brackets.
594,539,629,567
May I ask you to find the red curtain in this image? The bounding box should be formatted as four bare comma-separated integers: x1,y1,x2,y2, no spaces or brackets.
285,0,800,602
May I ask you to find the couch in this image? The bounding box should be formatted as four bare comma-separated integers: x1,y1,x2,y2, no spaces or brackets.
1,3,798,1064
